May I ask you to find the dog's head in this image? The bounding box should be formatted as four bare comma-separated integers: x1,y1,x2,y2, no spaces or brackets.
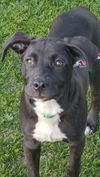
1,32,87,102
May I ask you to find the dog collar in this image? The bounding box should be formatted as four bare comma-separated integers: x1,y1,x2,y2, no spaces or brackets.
97,53,100,59
41,113,55,118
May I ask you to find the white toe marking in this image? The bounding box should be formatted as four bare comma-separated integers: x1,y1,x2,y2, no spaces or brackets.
85,126,93,136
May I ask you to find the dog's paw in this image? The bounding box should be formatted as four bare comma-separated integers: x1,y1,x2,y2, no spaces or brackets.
85,126,93,136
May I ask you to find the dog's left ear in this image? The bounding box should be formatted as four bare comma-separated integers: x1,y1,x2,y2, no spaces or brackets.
64,37,88,65
1,32,35,60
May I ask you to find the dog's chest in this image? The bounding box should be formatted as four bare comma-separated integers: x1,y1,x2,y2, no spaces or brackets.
32,99,66,142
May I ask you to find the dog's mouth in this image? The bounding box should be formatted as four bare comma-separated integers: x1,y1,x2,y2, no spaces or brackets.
26,92,63,106
25,81,65,104
29,94,57,104
25,86,65,105
30,96,49,103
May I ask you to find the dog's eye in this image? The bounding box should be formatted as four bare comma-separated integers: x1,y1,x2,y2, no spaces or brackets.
55,59,64,67
26,58,34,65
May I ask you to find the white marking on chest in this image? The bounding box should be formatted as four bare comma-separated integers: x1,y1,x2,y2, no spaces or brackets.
32,99,67,142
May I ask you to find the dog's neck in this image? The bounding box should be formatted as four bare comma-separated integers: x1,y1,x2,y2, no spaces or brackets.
34,99,63,119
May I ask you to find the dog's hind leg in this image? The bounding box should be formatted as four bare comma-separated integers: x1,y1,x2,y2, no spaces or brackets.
85,60,100,135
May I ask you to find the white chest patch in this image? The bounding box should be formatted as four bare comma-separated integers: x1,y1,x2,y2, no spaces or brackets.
32,99,67,142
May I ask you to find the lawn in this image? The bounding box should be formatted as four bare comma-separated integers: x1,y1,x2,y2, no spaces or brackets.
0,0,100,177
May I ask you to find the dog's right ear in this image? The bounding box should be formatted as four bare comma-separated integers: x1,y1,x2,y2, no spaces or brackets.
1,32,35,60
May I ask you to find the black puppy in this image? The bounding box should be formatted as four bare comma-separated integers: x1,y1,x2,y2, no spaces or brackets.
2,7,100,177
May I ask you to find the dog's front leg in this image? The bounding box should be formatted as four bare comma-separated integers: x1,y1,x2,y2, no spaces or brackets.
67,139,85,177
24,142,41,177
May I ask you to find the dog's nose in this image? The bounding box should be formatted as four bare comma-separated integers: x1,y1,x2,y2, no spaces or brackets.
33,79,46,90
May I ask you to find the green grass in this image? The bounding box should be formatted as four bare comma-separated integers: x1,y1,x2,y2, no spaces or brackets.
0,0,100,177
